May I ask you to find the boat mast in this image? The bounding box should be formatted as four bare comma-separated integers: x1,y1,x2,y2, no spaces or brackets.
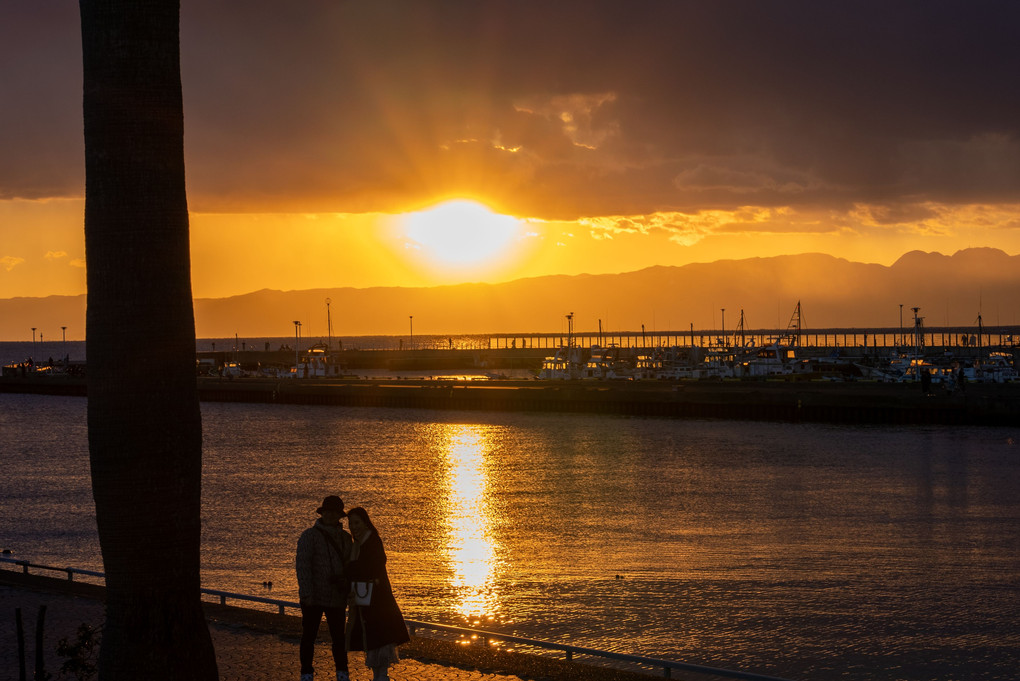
784,301,802,346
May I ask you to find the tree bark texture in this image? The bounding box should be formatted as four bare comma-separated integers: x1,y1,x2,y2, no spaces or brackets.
80,1,217,678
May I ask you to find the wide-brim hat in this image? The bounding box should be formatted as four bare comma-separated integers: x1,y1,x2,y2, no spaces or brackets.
316,495,347,516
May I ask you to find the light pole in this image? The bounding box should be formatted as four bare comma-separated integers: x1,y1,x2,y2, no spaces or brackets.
566,312,574,348
720,308,726,347
911,307,922,356
292,320,301,372
409,315,413,350
899,304,903,347
325,298,333,351
31,327,36,359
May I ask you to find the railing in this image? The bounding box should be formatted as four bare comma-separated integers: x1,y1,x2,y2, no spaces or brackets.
400,619,796,681
1,557,796,681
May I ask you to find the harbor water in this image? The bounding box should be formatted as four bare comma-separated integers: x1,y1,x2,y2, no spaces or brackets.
2,393,1018,680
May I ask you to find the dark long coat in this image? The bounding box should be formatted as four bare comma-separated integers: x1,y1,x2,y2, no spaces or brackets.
346,531,410,651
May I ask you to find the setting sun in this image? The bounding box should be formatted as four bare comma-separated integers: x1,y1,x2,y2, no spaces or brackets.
401,200,521,268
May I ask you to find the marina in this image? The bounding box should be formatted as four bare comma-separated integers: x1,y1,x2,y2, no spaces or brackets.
4,314,1018,426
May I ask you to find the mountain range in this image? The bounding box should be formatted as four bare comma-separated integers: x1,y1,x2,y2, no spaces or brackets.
2,248,1018,341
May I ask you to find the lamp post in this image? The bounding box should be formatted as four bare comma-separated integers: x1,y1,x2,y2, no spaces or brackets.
292,320,301,373
566,312,574,348
899,304,903,347
911,307,922,357
325,298,333,352
720,308,726,347
409,315,413,350
31,327,36,359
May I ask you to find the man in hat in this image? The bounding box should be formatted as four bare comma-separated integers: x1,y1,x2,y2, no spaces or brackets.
296,495,354,681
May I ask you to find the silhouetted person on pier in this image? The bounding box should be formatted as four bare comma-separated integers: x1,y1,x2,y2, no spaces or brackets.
297,495,354,681
920,368,932,395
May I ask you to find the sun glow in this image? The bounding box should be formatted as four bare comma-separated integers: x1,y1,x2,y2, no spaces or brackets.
401,200,521,267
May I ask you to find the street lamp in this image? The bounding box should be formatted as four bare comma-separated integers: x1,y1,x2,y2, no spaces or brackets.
409,315,413,350
720,308,726,347
911,307,922,356
292,320,302,372
325,298,333,352
31,327,36,359
899,304,903,347
61,326,67,363
566,312,574,348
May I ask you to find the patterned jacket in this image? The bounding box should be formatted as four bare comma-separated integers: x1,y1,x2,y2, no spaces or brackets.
296,519,353,607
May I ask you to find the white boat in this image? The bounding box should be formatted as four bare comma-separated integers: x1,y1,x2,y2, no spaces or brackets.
693,345,736,379
539,346,584,380
582,345,631,380
738,341,797,377
965,352,1018,383
290,343,345,378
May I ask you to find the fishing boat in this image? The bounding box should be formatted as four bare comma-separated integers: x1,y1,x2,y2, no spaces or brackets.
539,345,584,380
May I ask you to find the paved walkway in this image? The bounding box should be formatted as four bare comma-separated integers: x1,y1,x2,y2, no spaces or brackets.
1,583,527,681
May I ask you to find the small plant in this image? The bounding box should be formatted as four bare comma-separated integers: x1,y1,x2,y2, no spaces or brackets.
55,624,100,681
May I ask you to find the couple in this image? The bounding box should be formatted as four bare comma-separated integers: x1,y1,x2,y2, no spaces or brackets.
296,495,410,681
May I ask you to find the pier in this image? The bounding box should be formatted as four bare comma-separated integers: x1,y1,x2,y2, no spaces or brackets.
452,325,1019,352
179,323,1020,374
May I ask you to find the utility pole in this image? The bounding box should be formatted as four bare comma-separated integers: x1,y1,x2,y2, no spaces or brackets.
325,298,333,352
899,304,903,347
911,307,922,356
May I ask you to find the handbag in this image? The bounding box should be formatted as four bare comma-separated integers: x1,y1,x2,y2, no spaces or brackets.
351,580,374,606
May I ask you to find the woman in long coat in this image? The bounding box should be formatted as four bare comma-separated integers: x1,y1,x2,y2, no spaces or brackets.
345,506,410,681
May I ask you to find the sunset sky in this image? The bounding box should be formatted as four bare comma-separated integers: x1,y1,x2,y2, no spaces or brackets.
3,2,1020,304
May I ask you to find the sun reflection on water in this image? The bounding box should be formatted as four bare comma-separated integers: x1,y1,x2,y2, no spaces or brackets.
441,424,499,620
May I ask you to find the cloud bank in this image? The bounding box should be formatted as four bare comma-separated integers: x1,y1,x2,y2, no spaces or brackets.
3,1,1019,224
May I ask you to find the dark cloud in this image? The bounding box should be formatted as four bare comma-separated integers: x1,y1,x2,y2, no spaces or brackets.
3,1,1019,217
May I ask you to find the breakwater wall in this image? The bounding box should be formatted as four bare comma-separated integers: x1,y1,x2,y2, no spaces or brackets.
5,376,1018,426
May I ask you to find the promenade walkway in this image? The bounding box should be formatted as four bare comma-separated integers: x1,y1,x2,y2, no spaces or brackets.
1,580,529,681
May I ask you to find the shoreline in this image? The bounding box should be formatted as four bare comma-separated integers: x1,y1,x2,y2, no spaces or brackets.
0,569,668,681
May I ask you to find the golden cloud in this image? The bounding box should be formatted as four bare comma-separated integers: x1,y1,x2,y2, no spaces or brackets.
2,255,26,271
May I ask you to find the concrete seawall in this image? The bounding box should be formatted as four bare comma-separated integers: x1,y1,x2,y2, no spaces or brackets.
4,376,1018,426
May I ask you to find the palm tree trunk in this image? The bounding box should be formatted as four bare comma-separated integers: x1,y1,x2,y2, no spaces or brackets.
80,1,217,678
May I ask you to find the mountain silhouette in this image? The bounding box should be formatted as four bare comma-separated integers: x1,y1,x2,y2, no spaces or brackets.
2,248,1017,341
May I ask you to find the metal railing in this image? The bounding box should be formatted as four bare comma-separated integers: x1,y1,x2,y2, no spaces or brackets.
1,557,796,681
400,618,796,681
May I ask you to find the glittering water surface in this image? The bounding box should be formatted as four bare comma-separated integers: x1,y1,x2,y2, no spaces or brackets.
2,393,1018,680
